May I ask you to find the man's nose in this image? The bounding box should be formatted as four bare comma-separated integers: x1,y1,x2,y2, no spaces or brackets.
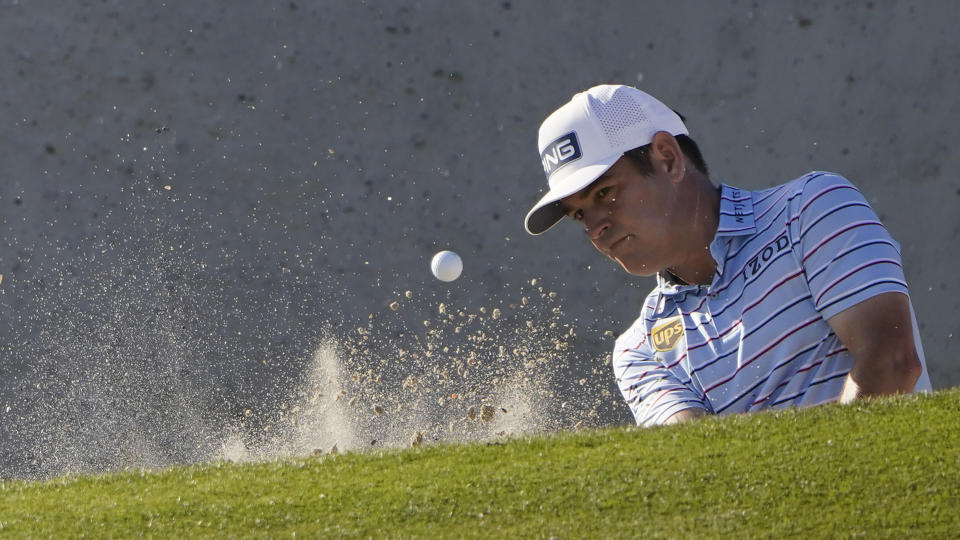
584,211,610,241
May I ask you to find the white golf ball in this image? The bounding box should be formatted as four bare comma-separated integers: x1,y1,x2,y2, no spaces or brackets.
431,250,463,282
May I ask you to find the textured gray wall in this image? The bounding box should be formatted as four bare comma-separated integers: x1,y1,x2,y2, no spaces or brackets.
2,1,958,477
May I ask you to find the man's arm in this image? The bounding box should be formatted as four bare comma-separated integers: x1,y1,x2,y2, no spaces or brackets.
613,325,711,427
663,407,707,424
827,292,922,403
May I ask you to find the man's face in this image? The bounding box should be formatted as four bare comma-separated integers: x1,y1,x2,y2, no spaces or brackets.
559,156,683,276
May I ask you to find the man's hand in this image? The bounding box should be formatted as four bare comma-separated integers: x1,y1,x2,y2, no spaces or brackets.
827,292,922,403
663,407,707,425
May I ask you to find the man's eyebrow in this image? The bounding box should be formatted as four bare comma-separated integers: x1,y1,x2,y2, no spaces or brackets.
571,169,615,202
596,168,616,182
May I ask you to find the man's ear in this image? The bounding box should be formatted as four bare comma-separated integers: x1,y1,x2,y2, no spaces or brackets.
650,131,685,182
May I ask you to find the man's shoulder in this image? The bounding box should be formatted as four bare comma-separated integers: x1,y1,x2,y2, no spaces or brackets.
783,171,869,217
748,172,863,221
755,171,854,196
613,286,662,349
782,171,859,198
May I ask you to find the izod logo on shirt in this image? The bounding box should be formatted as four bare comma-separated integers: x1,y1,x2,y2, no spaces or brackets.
651,316,685,352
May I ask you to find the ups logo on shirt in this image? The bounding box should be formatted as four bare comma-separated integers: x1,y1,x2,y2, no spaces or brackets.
651,316,685,352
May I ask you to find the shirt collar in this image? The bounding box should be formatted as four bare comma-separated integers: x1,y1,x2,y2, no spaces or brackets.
717,184,756,235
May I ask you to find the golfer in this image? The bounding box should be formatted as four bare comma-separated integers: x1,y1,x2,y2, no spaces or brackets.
525,84,931,426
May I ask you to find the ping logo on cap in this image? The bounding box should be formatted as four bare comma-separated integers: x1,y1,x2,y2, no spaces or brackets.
541,131,582,177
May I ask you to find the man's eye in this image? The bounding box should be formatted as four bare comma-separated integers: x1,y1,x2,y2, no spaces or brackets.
597,187,611,200
572,209,584,221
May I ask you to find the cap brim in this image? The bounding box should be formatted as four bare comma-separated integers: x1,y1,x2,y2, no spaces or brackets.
524,155,621,235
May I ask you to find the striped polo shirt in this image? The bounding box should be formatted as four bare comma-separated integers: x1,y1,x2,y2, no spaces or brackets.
613,172,932,427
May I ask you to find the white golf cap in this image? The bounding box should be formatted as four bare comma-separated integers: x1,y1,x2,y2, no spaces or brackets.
524,84,688,235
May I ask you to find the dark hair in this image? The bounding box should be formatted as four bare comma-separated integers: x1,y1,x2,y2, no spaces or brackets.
624,134,709,178
623,110,709,178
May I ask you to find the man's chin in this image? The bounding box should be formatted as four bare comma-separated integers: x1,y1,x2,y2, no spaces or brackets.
616,258,660,277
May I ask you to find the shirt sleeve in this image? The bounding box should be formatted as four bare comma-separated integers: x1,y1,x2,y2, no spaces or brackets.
790,173,910,321
612,319,709,427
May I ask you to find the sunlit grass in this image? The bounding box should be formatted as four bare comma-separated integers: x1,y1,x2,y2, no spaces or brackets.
2,389,958,538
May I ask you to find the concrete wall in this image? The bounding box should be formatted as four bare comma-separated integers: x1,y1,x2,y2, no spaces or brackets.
2,1,958,477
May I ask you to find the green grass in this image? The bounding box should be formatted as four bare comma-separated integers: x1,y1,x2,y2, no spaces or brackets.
2,390,959,538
